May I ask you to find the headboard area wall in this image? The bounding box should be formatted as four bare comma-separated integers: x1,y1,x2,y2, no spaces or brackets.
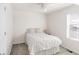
13,10,46,44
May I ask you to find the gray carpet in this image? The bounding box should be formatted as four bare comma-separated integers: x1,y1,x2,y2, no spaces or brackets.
10,43,29,55
10,43,77,55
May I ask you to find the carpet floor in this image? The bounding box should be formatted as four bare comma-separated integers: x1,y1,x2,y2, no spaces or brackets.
10,43,77,55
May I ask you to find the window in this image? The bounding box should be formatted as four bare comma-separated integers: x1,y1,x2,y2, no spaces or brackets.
67,14,79,39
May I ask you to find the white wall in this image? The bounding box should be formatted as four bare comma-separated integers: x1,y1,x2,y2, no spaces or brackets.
47,5,79,54
13,10,46,44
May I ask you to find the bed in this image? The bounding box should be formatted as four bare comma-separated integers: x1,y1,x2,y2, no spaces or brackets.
25,28,62,55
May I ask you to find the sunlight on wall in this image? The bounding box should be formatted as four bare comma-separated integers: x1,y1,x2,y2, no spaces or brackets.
67,14,70,38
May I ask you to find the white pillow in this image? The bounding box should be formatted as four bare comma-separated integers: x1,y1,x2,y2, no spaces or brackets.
27,28,36,33
35,28,43,33
27,28,44,33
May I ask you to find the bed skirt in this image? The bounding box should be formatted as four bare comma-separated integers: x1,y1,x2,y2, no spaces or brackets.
28,46,60,55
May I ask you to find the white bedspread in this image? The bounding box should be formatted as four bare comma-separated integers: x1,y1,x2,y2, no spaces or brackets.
26,33,62,53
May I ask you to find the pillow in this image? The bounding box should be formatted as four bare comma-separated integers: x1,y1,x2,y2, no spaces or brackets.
27,28,44,33
27,28,36,33
35,28,43,33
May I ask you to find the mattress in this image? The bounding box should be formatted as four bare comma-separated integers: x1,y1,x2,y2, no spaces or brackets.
25,32,62,55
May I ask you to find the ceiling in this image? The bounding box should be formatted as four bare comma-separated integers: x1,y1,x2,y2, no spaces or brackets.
43,3,73,13
12,3,73,13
